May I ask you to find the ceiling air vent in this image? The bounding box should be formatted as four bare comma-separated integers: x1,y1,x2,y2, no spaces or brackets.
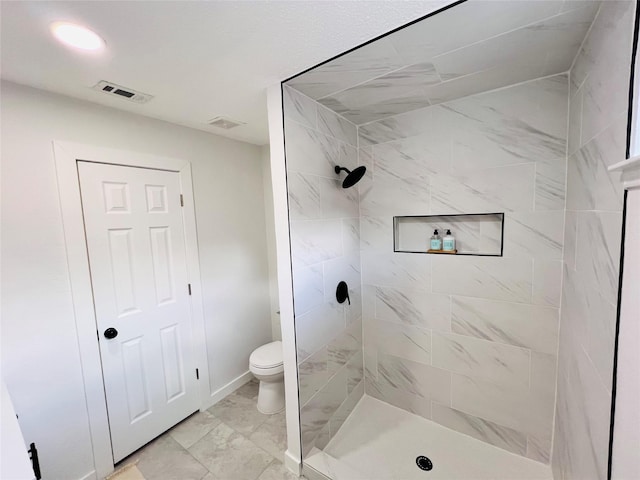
93,81,153,104
207,116,246,130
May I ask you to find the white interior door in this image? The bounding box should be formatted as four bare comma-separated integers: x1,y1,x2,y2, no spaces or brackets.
78,161,199,462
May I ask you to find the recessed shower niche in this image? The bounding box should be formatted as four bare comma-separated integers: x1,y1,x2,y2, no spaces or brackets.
393,213,504,256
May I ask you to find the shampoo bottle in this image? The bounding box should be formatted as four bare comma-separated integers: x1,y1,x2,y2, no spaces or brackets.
430,229,442,251
443,229,456,252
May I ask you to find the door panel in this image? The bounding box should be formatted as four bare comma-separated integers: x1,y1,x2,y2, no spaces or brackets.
102,181,131,213
121,337,151,422
159,325,185,401
108,228,139,316
145,184,168,213
149,226,175,305
78,161,198,462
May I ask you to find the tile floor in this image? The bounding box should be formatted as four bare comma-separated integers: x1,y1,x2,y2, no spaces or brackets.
118,380,300,480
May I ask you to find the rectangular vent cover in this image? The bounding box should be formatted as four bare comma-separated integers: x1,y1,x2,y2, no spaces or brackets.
207,116,246,130
93,81,153,104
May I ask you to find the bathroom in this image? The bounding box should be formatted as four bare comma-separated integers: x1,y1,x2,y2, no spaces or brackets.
1,1,639,480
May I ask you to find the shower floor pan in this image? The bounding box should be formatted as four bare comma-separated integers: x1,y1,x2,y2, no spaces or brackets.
304,396,552,480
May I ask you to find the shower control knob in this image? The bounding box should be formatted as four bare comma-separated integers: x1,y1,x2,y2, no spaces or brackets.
103,327,118,339
336,281,351,305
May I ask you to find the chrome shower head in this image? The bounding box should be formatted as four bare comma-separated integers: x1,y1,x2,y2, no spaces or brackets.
334,165,366,188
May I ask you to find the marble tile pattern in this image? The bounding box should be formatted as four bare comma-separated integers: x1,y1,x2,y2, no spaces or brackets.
431,332,531,388
451,296,559,355
375,285,451,333
431,402,527,457
429,7,595,82
117,381,300,480
317,63,436,125
286,38,409,100
552,2,634,479
373,319,431,365
299,367,349,457
387,1,562,66
283,86,364,457
361,251,430,289
358,75,569,464
298,347,329,406
327,318,362,375
430,164,537,214
432,256,533,303
285,1,598,125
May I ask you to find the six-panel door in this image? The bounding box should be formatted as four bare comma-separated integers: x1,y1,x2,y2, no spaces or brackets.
78,161,199,462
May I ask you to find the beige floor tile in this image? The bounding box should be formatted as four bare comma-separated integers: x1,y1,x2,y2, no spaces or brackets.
169,411,221,449
249,412,287,460
107,463,145,480
130,434,208,480
257,461,300,480
208,393,269,435
189,423,274,480
234,379,260,400
117,382,289,480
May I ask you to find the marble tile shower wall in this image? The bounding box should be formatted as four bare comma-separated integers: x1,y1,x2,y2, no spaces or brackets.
358,75,569,464
552,2,634,479
283,86,364,458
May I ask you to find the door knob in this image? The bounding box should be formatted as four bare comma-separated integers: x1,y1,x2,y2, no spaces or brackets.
104,327,118,339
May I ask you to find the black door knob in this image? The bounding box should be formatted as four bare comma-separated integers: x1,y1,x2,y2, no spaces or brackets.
104,327,118,339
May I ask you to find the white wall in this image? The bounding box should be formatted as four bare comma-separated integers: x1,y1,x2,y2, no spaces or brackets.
261,145,281,340
0,81,272,480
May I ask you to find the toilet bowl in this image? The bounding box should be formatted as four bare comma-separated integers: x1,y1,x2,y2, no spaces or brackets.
249,341,285,414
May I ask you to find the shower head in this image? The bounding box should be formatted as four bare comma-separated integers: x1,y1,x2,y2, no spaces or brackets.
334,165,366,189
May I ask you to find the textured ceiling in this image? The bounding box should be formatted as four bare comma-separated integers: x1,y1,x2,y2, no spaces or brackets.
0,0,454,145
287,0,600,125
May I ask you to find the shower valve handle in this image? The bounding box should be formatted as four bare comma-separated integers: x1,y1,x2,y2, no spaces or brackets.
336,281,350,305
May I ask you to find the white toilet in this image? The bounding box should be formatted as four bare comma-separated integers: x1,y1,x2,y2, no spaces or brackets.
249,340,285,414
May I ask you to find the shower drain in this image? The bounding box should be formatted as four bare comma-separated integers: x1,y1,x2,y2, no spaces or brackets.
416,456,433,471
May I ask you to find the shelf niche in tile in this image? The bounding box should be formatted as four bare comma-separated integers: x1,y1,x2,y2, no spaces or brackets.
393,213,504,256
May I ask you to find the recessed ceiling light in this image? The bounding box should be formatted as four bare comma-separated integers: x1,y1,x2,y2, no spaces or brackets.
50,22,105,51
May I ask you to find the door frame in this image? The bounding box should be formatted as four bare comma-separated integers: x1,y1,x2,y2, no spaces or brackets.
53,141,210,480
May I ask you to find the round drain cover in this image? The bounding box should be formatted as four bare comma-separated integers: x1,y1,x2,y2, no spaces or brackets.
416,456,433,471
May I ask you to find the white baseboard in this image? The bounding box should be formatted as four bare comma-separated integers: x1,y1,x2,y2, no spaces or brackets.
78,470,97,480
284,449,301,476
203,370,253,410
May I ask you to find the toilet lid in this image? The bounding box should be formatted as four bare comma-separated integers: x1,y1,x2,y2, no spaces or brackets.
250,341,283,368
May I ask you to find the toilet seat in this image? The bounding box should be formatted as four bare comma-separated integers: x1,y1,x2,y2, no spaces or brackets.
250,341,283,370
249,363,284,377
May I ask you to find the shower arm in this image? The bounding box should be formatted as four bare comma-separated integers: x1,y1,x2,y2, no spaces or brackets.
334,166,352,175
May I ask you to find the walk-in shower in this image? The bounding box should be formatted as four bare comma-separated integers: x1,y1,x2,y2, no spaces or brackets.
279,0,635,478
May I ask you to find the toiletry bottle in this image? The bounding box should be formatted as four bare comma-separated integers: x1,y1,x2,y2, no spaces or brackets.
430,229,442,251
443,229,456,252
